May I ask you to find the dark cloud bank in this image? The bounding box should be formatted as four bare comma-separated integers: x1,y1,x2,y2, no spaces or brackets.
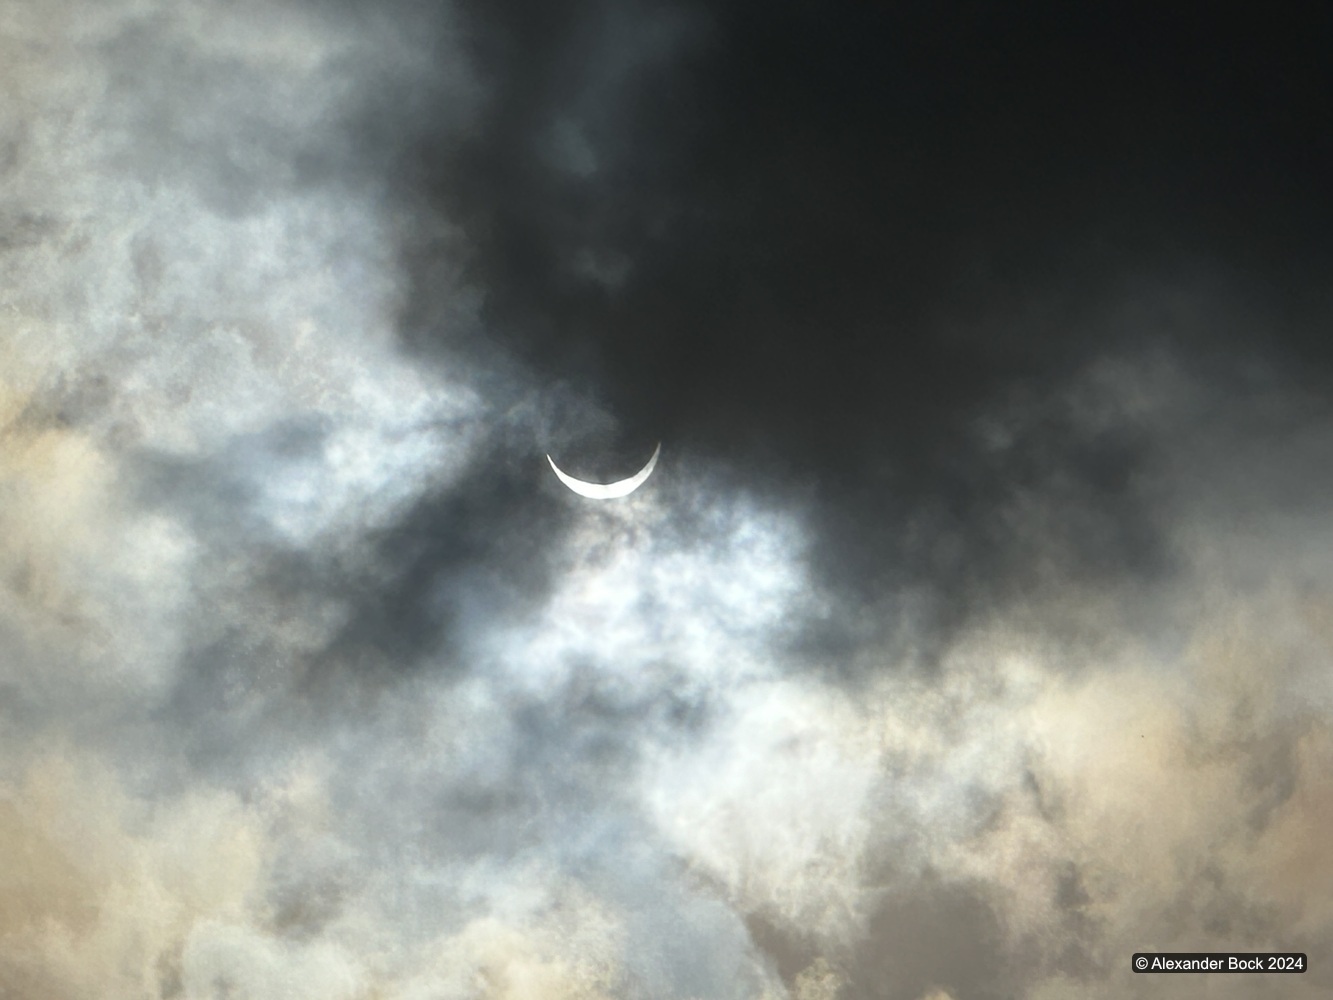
0,2,1331,998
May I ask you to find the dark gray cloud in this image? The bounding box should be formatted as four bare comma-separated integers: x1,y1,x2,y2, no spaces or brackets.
388,1,1333,642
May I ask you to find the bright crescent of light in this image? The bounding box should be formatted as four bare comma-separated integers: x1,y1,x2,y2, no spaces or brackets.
546,442,660,499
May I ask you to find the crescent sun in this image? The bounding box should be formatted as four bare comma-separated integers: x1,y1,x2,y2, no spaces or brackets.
546,442,661,499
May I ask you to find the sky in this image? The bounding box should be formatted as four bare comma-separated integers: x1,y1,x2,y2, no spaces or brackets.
1,2,1331,998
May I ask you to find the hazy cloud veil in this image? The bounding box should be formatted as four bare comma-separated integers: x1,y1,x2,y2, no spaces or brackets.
1,2,1331,999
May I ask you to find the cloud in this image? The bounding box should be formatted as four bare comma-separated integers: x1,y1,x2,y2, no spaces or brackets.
2,1,1331,998
0,747,266,998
